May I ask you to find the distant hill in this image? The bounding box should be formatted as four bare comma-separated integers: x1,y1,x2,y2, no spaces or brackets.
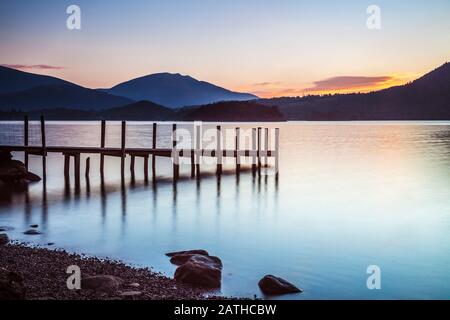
261,62,450,120
0,66,70,94
101,72,258,108
0,101,174,121
180,101,286,122
0,66,134,111
101,100,174,120
0,83,134,111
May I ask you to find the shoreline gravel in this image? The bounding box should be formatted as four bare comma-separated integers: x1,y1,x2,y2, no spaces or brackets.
0,242,229,300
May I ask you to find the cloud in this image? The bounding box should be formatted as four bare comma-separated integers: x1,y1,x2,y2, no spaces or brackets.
1,64,63,70
253,81,281,86
304,76,394,92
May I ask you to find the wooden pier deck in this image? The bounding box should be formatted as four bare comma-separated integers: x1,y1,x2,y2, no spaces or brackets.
0,116,279,185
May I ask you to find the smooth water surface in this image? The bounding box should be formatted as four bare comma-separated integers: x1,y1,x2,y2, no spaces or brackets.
0,121,449,299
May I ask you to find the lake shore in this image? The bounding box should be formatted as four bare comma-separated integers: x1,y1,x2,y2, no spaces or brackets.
0,242,227,300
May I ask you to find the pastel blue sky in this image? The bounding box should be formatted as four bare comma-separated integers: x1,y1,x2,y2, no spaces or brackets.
0,0,449,97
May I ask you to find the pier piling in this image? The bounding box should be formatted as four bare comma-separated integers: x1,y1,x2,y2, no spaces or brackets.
24,116,29,170
235,127,240,173
152,123,157,179
100,120,106,176
121,121,126,179
216,125,222,175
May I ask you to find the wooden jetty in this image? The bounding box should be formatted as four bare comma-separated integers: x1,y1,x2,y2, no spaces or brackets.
0,116,280,183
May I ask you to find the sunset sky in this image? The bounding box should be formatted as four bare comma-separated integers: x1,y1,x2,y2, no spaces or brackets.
1,0,449,98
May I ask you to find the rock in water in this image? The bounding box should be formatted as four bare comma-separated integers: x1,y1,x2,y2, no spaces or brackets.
0,151,41,185
82,275,124,292
30,224,38,228
174,261,221,288
258,275,302,295
24,171,41,182
0,267,25,300
0,233,9,245
166,249,209,257
24,229,41,235
170,253,222,269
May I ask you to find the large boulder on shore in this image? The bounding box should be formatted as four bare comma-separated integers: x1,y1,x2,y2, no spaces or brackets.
258,275,302,296
168,249,222,288
82,275,124,292
170,253,223,270
0,267,25,300
0,152,41,185
174,260,222,288
0,233,9,245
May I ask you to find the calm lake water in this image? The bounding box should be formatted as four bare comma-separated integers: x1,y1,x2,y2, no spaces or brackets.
1,121,450,300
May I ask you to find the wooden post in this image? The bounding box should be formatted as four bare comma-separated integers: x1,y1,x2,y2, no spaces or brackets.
190,138,195,179
130,155,135,174
64,154,70,180
144,155,149,182
152,123,157,179
74,154,80,189
85,157,90,178
235,127,240,173
264,128,269,167
216,125,222,175
257,127,262,171
40,115,46,179
86,157,91,195
252,128,257,173
100,120,106,175
275,128,280,178
172,123,179,180
24,115,29,169
121,121,126,179
195,125,201,177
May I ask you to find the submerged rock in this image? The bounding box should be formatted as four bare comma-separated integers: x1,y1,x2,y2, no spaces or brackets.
82,275,124,292
23,229,42,235
166,249,209,257
0,226,14,232
0,233,9,245
30,224,38,228
258,275,302,296
0,267,25,300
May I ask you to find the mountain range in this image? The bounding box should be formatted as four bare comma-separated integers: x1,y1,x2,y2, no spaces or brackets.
0,66,257,111
0,62,449,121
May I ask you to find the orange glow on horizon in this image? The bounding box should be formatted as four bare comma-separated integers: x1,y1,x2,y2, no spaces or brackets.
236,73,418,98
